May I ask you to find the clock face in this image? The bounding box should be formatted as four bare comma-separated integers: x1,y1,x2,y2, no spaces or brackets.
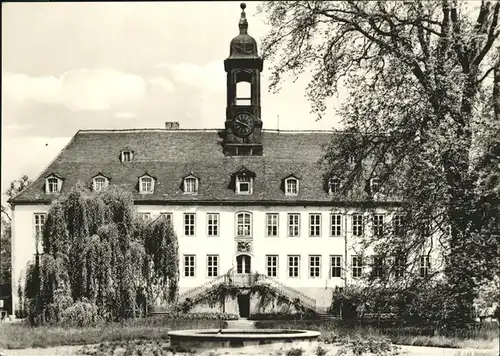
233,113,255,137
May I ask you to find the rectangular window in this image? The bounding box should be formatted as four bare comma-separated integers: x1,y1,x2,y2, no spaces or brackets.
160,212,173,225
207,255,219,277
184,255,195,277
138,213,151,221
266,213,279,237
330,255,342,278
286,179,298,195
309,214,321,237
370,177,381,193
394,215,405,236
330,214,342,236
420,255,431,278
329,178,341,194
352,256,363,278
34,213,46,253
394,255,406,278
237,175,252,194
371,255,385,279
140,177,153,193
236,212,252,236
184,213,195,236
420,219,432,237
288,213,300,237
373,214,384,236
122,151,132,162
266,255,278,277
288,255,300,278
352,215,364,236
185,178,197,193
47,178,59,193
207,213,219,236
309,255,321,278
93,177,107,192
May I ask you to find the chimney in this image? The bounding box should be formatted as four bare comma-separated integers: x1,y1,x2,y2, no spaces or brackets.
165,122,180,130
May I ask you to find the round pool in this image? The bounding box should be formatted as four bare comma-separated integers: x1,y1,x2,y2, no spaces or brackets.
168,329,321,349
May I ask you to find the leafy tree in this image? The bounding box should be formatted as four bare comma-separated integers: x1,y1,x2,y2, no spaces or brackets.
259,0,500,324
24,184,179,324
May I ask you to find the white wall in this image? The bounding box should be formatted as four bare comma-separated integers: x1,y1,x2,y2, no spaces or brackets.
12,202,443,315
11,204,50,316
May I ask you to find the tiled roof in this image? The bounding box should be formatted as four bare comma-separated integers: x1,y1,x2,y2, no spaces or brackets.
10,129,397,206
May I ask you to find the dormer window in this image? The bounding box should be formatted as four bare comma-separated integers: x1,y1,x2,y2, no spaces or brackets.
94,177,107,192
237,175,252,194
370,177,381,194
183,174,199,194
121,150,133,162
329,177,341,194
285,177,299,195
45,173,63,194
139,174,155,193
233,166,255,195
92,173,110,192
47,178,60,193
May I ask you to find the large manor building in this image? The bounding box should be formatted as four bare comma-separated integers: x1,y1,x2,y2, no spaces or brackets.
9,4,436,318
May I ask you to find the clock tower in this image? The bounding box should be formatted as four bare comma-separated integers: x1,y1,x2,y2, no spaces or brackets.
223,3,264,156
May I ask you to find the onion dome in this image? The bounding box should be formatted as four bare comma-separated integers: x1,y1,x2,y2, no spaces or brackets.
229,3,259,58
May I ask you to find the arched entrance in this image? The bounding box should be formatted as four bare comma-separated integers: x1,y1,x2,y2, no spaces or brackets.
236,254,251,274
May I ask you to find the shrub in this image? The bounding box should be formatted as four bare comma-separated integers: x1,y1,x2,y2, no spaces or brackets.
315,345,327,356
151,312,238,320
335,337,400,356
249,311,317,320
286,347,304,356
60,299,102,327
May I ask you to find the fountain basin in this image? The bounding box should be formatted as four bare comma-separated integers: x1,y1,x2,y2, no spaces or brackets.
168,329,321,349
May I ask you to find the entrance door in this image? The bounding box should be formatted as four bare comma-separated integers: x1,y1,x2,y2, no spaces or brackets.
237,294,250,318
236,254,251,274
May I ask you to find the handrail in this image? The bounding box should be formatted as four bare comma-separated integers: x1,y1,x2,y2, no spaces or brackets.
177,274,227,302
257,274,316,309
175,271,317,311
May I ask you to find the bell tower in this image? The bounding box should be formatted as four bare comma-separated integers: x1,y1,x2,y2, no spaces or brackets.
223,3,264,156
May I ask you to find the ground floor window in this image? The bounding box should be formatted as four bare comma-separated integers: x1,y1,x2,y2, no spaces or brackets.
184,255,195,277
309,255,321,278
352,255,363,278
266,255,278,277
330,255,342,278
420,255,430,278
207,255,219,277
288,255,300,278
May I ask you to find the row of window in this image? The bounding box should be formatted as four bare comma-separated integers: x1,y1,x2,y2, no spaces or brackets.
182,254,432,279
137,212,422,238
43,170,383,196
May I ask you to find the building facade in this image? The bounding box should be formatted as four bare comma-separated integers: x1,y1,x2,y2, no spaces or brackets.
9,3,439,317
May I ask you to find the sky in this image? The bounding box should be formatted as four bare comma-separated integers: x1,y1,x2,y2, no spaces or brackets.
1,1,343,206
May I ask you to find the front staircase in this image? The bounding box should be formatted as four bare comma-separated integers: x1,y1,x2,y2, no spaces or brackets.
176,271,317,312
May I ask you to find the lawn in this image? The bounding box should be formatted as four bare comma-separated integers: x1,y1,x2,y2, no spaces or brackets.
254,320,500,350
0,318,224,350
0,318,498,351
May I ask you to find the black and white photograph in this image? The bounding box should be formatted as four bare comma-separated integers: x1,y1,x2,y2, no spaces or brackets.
1,1,499,355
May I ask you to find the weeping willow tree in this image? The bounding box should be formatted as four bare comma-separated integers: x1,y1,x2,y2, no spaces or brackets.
25,183,179,324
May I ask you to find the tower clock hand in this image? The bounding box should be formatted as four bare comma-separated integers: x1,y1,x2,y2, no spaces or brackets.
238,121,250,129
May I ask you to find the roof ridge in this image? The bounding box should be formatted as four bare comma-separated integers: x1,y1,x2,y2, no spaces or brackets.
76,128,338,134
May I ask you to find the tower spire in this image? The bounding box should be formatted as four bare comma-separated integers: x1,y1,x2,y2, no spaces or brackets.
239,3,248,34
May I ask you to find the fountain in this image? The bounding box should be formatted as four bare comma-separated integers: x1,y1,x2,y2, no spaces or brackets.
168,328,321,349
